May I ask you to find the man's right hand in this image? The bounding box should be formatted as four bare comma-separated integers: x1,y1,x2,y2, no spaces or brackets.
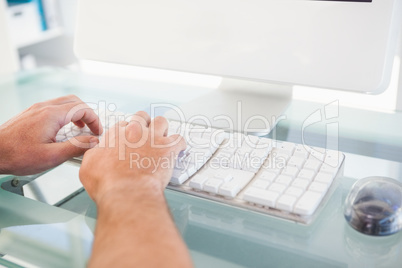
79,110,186,205
79,111,193,268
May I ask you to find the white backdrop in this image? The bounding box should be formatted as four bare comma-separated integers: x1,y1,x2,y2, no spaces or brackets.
0,0,18,75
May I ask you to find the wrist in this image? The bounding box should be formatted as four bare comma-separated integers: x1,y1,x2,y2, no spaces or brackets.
96,177,166,212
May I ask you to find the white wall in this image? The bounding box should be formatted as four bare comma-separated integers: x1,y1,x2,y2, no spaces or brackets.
0,0,18,75
58,0,78,36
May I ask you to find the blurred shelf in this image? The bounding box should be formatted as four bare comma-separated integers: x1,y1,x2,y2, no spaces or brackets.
16,27,63,49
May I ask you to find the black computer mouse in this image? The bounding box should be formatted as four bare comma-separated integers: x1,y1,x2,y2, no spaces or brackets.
344,176,402,236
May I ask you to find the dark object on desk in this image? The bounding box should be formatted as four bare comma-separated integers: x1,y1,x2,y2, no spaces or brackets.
344,177,402,236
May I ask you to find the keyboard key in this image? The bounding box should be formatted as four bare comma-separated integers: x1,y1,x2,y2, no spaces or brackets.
214,170,233,182
240,148,268,172
244,135,260,147
257,137,273,150
219,179,243,198
275,175,293,186
268,182,287,194
56,134,67,142
309,181,329,194
270,149,292,161
309,147,326,161
171,161,198,184
256,171,277,182
293,144,309,158
72,125,91,135
284,186,304,198
237,144,254,155
202,128,226,141
319,164,338,175
314,172,334,184
244,156,266,173
201,167,254,197
281,166,299,177
204,178,224,194
251,147,270,159
70,126,83,136
294,191,323,215
185,124,206,139
215,150,234,159
189,174,210,190
274,141,295,155
229,153,244,170
287,156,306,169
171,167,189,185
276,194,298,212
225,133,245,148
291,178,310,191
303,159,322,172
187,136,211,150
220,145,238,154
261,158,284,174
297,169,316,181
183,149,211,168
212,130,228,146
243,188,280,207
251,179,271,189
230,169,255,187
323,150,343,167
210,151,232,168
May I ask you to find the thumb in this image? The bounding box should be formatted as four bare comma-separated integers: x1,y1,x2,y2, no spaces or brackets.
50,136,100,162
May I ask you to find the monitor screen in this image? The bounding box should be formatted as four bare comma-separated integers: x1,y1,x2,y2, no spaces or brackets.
75,0,401,94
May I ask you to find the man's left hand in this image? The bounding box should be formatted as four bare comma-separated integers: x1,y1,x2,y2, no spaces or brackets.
0,95,102,175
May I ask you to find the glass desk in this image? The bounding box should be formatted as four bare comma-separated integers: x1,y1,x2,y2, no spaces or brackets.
0,69,401,268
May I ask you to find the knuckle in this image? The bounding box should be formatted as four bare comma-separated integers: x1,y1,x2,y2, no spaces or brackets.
56,94,77,104
154,116,167,124
37,105,56,118
136,110,149,118
125,122,138,133
119,121,128,126
30,102,44,110
66,94,79,101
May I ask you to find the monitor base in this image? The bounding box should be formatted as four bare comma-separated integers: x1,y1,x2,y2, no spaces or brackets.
165,78,292,136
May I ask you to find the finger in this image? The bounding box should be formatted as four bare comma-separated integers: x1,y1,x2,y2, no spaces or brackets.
167,134,187,155
44,136,99,166
60,102,103,135
98,120,126,137
104,121,128,142
128,111,151,128
109,121,129,129
149,116,169,137
115,120,129,127
73,120,85,128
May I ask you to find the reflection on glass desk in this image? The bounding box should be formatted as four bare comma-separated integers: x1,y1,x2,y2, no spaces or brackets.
0,69,402,267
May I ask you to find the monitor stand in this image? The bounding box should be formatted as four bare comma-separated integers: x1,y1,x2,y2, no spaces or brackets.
164,78,292,136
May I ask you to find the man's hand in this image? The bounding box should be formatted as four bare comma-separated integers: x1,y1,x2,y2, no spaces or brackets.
79,111,186,204
0,95,102,175
79,111,192,268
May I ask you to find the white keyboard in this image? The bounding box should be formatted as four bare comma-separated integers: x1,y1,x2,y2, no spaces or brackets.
56,110,344,224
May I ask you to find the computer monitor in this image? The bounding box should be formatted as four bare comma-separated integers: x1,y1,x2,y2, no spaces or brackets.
74,0,402,134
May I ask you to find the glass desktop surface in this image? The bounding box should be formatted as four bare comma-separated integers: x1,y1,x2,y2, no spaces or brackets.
0,69,401,268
